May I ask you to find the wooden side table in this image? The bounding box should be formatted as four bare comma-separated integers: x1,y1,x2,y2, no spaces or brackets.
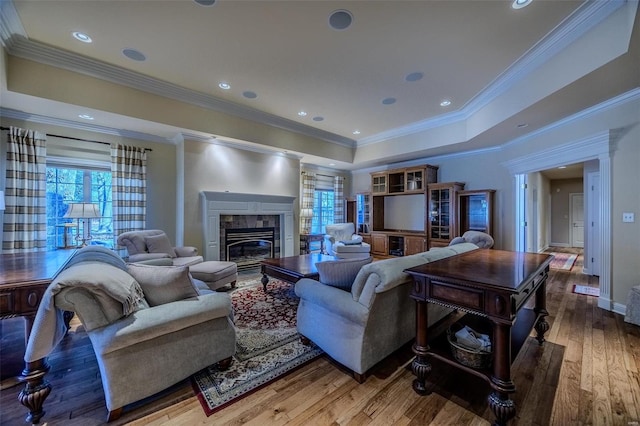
299,233,324,254
404,249,552,426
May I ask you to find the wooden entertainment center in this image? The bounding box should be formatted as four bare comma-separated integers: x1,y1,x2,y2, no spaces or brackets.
356,165,495,256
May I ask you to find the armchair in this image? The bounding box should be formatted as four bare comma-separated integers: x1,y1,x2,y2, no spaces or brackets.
324,222,371,259
117,229,203,266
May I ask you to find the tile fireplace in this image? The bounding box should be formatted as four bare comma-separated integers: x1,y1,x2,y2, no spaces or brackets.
200,191,296,263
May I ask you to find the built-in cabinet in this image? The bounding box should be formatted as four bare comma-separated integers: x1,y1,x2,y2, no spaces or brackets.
458,189,495,236
428,182,465,247
355,193,371,234
367,165,438,257
361,166,495,256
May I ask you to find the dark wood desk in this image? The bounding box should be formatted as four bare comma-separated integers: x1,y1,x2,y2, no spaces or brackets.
0,250,77,424
260,253,333,291
0,249,76,343
299,233,325,254
404,249,552,426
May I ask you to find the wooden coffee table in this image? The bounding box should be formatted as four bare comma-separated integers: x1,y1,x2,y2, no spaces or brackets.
260,253,333,291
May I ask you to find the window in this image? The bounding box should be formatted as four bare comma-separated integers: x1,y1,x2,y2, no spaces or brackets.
46,166,113,250
311,189,334,234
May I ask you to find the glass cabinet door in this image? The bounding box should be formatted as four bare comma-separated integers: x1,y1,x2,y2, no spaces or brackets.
356,193,370,233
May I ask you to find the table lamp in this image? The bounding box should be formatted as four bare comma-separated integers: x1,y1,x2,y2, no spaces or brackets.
63,203,101,246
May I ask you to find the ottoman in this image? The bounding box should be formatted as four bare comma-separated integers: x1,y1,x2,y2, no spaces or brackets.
625,285,640,326
189,261,238,291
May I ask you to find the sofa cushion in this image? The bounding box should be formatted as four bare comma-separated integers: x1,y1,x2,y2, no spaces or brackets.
315,256,373,292
127,264,198,306
145,233,177,258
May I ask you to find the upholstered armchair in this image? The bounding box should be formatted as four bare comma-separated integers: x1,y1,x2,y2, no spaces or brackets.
117,229,203,266
448,230,495,249
324,222,371,259
21,246,236,423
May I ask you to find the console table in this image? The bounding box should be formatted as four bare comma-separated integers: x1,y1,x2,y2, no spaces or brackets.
404,249,552,426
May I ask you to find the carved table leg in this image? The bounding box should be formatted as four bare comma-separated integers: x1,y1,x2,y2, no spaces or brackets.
261,274,269,291
18,359,51,424
489,322,517,426
411,300,432,395
534,279,550,345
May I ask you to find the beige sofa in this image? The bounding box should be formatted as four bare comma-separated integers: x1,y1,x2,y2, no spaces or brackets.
22,246,236,423
295,242,481,381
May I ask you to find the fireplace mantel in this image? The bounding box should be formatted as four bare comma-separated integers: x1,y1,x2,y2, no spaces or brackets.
200,191,296,262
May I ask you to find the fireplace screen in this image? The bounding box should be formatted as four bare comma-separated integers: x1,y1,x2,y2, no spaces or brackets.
225,228,275,271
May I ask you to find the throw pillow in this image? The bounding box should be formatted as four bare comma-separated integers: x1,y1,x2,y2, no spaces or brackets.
315,256,373,292
144,233,177,258
126,263,198,306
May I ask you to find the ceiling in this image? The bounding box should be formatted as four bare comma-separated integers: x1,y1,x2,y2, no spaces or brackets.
0,0,638,175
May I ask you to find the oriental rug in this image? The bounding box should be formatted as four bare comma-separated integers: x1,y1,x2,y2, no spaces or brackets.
549,252,578,271
192,275,323,416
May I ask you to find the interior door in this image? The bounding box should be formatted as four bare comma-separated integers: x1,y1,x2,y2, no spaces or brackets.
570,193,584,248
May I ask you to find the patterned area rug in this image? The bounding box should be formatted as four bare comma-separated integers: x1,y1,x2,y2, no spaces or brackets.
192,275,323,416
549,252,578,270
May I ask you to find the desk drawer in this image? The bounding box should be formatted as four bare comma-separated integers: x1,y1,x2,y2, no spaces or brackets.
430,280,484,312
0,291,14,314
513,271,546,311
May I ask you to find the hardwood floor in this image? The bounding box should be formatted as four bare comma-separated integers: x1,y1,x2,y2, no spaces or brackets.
1,249,639,425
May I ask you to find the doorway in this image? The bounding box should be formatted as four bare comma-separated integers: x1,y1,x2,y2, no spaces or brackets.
570,193,584,248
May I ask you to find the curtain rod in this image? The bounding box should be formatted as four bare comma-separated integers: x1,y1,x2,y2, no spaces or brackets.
0,126,152,152
301,171,336,179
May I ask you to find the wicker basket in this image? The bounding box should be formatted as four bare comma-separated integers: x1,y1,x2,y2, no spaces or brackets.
446,323,492,369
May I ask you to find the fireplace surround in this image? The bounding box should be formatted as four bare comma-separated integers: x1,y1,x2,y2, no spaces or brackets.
201,191,296,262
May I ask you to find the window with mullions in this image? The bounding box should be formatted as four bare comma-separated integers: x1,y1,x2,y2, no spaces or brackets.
46,166,113,250
311,190,334,234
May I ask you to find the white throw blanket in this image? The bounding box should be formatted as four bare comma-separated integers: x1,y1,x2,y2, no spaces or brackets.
24,246,144,362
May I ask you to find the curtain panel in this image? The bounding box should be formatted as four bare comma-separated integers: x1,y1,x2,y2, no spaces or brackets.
333,176,345,224
300,172,316,234
2,127,47,253
111,144,147,245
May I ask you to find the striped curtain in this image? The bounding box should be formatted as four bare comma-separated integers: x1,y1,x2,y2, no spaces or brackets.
300,172,316,233
333,176,345,224
111,144,147,246
2,127,47,253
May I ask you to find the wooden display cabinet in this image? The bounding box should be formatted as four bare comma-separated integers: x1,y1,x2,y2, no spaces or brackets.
371,233,388,256
355,193,371,234
458,189,495,237
371,173,387,194
428,182,465,247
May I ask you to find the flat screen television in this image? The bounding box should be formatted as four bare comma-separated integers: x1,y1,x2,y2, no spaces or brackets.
383,194,425,232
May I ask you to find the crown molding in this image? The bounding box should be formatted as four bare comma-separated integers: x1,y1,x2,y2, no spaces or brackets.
0,0,24,48
0,107,174,144
502,87,640,151
0,37,355,149
357,0,625,147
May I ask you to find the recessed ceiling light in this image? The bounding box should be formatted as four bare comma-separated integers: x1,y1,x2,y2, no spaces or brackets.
313,116,324,122
328,9,353,31
558,166,567,169
242,91,257,99
78,114,94,120
298,111,307,117
512,0,533,9
329,163,336,166
382,97,397,105
440,99,452,107
353,130,361,135
517,123,529,128
122,48,146,62
218,82,231,90
194,0,216,6
405,72,424,82
72,32,92,43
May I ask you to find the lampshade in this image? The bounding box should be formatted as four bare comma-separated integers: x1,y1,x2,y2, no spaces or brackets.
0,190,4,211
300,208,313,218
64,203,101,219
